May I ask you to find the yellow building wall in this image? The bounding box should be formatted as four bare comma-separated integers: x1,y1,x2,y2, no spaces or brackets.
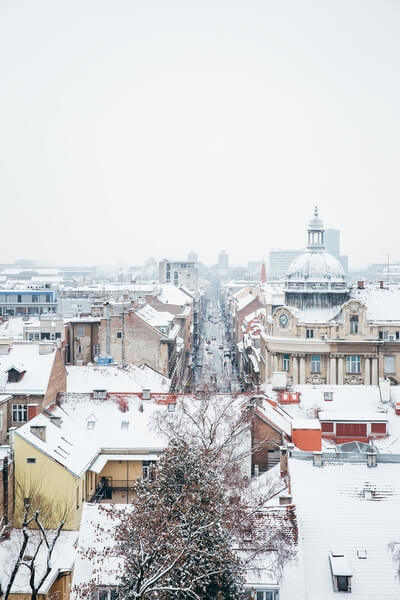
98,459,143,482
14,434,84,530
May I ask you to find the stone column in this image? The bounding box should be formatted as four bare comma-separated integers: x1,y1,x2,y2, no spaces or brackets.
329,356,337,385
299,355,306,384
337,356,344,385
272,353,278,373
364,356,370,386
292,355,299,384
325,355,330,384
371,356,378,385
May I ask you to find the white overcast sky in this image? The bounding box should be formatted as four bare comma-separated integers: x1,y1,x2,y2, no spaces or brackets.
0,0,399,268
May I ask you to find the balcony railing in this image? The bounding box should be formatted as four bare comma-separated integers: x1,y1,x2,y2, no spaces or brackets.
88,480,137,503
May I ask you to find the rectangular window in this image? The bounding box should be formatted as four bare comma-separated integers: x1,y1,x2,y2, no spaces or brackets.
321,422,334,432
76,326,85,337
32,295,38,303
379,331,389,340
336,423,367,437
28,332,40,341
12,404,27,422
282,354,290,371
384,355,395,374
93,344,101,356
26,458,36,464
346,355,361,373
17,295,22,303
324,392,333,401
306,329,314,339
116,331,123,339
396,332,400,340
350,315,359,334
78,345,82,354
174,272,179,285
371,422,386,434
311,355,321,373
45,294,51,303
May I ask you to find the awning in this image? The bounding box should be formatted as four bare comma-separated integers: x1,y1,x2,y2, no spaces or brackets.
89,453,160,474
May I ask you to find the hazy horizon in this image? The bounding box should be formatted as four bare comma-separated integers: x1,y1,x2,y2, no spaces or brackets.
1,1,399,270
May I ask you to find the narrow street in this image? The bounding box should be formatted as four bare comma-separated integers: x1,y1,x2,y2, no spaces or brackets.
194,298,239,393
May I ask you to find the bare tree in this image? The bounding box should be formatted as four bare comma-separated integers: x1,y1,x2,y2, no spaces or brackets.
2,501,65,600
73,393,296,599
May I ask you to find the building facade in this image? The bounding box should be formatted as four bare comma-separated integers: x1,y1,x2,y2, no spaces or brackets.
261,208,400,386
158,260,199,294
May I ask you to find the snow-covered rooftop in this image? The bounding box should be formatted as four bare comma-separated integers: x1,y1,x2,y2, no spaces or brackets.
0,529,77,594
237,293,258,312
280,458,400,599
71,503,125,596
156,284,193,305
0,317,40,340
0,343,57,394
136,304,175,328
15,395,170,477
67,364,170,393
351,286,400,323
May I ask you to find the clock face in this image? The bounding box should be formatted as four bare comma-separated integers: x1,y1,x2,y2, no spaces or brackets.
279,313,288,328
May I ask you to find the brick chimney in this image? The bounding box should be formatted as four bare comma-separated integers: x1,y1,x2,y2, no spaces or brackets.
280,446,288,478
27,404,39,421
379,280,385,289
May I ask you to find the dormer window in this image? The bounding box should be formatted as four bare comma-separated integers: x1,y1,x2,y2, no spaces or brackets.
93,389,107,400
6,367,25,383
329,551,352,592
350,316,359,334
121,420,129,430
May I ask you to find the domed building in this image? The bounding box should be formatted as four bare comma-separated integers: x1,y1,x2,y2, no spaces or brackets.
285,207,349,310
258,208,400,387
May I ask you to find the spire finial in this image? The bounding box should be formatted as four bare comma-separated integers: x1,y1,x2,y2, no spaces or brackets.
314,205,319,217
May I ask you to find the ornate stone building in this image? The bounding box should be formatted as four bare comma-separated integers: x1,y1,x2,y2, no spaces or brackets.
260,208,400,385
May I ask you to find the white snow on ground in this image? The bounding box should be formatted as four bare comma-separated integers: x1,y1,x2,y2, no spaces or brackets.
280,458,400,600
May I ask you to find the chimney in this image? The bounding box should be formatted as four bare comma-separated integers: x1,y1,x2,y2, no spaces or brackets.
27,404,39,421
379,280,385,289
313,451,323,467
50,415,62,428
357,281,365,290
30,425,46,443
367,450,377,468
7,427,17,450
280,446,288,478
279,494,293,506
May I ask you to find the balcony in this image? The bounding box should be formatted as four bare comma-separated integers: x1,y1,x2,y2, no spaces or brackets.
88,479,137,503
